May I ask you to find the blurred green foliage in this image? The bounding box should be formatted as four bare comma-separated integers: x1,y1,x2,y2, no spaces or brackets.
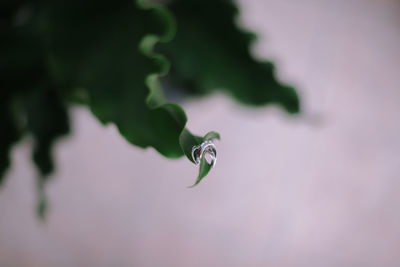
0,0,299,212
160,0,299,112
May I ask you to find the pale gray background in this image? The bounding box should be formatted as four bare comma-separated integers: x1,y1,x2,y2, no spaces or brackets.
1,0,400,266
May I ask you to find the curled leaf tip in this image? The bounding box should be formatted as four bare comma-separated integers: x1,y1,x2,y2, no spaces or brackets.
188,132,220,187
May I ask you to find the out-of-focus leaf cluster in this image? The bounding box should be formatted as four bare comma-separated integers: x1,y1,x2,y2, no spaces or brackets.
0,0,299,211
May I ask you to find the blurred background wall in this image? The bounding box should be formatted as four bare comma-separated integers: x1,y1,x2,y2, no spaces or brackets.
1,0,400,266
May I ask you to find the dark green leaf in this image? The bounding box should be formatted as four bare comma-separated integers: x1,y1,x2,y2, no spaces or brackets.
48,0,220,184
48,0,216,160
161,0,300,113
0,2,52,183
24,86,70,177
0,95,20,185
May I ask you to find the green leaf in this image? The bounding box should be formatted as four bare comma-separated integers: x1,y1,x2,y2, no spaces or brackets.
0,2,66,184
0,95,20,185
189,154,213,188
48,0,217,161
48,0,220,184
160,0,300,113
0,0,220,190
179,129,203,163
23,86,70,177
36,178,48,220
203,131,221,141
183,131,220,187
